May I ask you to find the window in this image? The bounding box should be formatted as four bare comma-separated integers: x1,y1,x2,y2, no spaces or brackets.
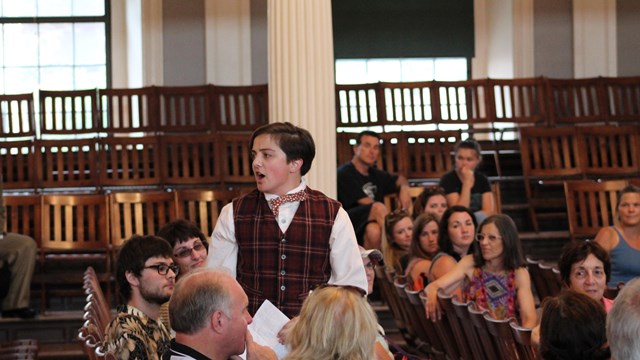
0,0,109,95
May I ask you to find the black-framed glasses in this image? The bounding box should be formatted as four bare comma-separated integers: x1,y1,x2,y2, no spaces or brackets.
173,241,206,258
144,264,179,276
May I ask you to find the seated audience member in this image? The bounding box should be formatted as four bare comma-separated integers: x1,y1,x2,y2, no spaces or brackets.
0,187,37,319
539,290,610,360
284,285,379,360
425,214,536,327
607,277,640,359
558,240,614,312
412,186,448,221
158,219,210,331
104,235,177,360
439,139,494,223
381,209,413,273
428,206,477,284
404,213,439,290
595,184,640,287
337,130,411,250
164,268,276,360
359,247,393,360
158,219,209,277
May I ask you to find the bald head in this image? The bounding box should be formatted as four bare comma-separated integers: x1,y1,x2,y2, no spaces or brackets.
169,268,237,333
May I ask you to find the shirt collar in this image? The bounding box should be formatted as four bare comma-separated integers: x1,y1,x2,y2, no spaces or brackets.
264,178,307,201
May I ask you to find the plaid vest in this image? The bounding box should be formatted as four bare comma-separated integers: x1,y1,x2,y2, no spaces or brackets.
233,187,340,317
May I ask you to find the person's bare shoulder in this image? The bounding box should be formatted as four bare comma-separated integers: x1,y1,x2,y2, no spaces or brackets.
594,226,619,251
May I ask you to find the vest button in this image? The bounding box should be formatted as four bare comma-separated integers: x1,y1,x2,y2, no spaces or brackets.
280,285,286,291
281,270,286,276
281,254,286,260
281,238,286,243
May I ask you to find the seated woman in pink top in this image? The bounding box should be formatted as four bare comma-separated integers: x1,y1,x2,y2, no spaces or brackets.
558,240,614,312
424,214,536,328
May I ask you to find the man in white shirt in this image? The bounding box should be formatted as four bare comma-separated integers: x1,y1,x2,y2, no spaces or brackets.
207,122,367,317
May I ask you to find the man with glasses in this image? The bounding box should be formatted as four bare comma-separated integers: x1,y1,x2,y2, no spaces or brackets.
104,235,178,360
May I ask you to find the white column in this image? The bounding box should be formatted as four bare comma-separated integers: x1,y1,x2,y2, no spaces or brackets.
140,0,164,86
573,0,617,77
513,0,534,78
268,0,337,198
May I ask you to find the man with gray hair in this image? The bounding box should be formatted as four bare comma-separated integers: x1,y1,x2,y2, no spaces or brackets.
164,268,276,360
607,277,640,359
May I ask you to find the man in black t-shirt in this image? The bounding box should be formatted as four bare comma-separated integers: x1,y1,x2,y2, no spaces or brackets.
337,131,411,250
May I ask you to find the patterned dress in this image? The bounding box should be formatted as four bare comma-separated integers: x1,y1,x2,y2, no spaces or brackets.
103,305,171,360
465,266,517,320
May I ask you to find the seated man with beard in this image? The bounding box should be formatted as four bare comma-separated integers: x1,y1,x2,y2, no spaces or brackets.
103,235,178,360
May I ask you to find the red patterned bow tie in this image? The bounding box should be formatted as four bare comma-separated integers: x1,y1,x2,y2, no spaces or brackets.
268,190,307,217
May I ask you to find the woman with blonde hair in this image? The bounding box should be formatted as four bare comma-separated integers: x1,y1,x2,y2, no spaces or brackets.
284,285,378,360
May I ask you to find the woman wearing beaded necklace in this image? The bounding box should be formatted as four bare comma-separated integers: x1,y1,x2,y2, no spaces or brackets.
424,214,537,327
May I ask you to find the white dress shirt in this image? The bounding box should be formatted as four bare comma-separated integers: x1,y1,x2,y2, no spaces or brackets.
207,179,368,293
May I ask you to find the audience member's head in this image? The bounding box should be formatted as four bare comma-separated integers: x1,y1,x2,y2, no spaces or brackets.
284,286,378,360
359,246,383,294
410,213,439,260
158,219,209,277
473,214,524,271
558,240,610,303
381,209,413,271
116,235,176,304
412,186,447,220
539,290,610,360
607,277,640,359
616,184,640,226
438,205,477,261
169,268,253,359
352,130,381,168
454,138,482,171
250,121,315,176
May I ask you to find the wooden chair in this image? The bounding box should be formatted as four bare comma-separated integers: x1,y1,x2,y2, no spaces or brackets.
630,179,640,187
483,313,519,360
577,125,640,179
34,138,99,189
108,191,176,250
488,77,548,128
37,194,110,312
526,256,551,303
509,321,538,360
174,188,243,241
98,136,162,188
564,179,628,241
383,186,424,213
39,89,99,135
218,131,254,185
83,266,112,331
159,133,221,186
546,77,607,125
3,194,41,242
0,140,36,191
467,302,499,359
404,130,460,182
420,291,460,360
393,276,430,354
98,87,158,134
377,132,407,176
335,132,358,166
539,263,563,298
0,338,38,360
433,79,491,125
212,85,269,131
519,126,583,232
404,287,447,359
437,289,474,360
156,85,214,134
601,76,640,124
0,93,37,138
451,297,486,360
374,266,409,342
334,83,383,129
